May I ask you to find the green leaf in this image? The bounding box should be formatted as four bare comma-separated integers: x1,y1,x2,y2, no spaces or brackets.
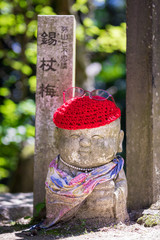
72,0,88,13
0,99,16,116
0,87,10,97
0,157,8,167
24,216,31,219
0,184,9,193
39,6,56,15
21,64,32,75
25,42,37,64
11,61,23,70
26,10,35,19
19,0,27,8
0,1,13,14
26,20,37,37
76,25,85,42
28,76,37,92
83,18,94,27
0,167,9,180
86,26,100,36
18,99,35,115
26,125,35,137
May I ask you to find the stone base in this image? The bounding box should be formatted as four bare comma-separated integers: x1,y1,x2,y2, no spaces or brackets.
75,180,128,224
75,181,115,220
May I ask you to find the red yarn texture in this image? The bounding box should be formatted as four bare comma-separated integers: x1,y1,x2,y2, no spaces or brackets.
53,96,121,130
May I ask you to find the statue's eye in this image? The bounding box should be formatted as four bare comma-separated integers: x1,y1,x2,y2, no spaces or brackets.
71,135,80,139
92,135,103,140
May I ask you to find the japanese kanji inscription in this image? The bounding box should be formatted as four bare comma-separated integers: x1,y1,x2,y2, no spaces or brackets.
40,31,57,45
39,26,69,75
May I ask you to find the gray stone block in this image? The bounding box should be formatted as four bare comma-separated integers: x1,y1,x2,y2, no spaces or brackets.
0,192,33,221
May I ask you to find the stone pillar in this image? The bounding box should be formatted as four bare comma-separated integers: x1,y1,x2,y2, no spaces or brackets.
34,15,76,209
126,0,160,210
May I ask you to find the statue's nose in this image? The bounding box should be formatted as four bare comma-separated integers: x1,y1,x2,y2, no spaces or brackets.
80,137,91,147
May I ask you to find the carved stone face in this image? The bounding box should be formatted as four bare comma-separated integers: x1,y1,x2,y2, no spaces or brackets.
55,118,124,168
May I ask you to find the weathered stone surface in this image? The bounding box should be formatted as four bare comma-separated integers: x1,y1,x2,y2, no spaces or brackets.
143,209,160,215
34,15,76,210
0,193,33,221
126,0,160,210
150,200,160,210
46,119,128,223
75,173,128,223
56,119,124,168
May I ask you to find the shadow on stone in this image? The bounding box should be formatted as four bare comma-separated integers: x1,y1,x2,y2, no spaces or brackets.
0,193,33,221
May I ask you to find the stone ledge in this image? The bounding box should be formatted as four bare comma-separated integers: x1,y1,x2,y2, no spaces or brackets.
0,192,33,221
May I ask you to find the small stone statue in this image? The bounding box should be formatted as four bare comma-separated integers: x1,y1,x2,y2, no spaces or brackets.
42,88,128,228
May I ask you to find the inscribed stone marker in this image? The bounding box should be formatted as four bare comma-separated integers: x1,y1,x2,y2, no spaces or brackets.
34,15,76,209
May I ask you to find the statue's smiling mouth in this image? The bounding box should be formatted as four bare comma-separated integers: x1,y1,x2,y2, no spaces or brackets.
79,149,91,154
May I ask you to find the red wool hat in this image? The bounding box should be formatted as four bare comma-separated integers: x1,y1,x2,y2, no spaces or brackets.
53,96,121,130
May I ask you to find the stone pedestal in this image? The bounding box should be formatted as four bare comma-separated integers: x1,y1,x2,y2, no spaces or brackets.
76,181,115,220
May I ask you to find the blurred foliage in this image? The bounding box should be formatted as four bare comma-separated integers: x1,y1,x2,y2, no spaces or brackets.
72,0,126,92
0,0,126,192
76,19,126,52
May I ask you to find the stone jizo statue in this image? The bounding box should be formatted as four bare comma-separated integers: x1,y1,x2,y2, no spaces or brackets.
41,88,128,228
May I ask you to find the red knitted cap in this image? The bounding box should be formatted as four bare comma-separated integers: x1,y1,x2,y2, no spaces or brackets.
53,96,121,130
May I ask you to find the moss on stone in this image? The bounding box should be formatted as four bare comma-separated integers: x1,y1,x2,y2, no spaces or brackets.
137,214,160,227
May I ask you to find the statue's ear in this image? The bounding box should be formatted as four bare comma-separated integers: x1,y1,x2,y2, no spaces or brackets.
118,130,124,152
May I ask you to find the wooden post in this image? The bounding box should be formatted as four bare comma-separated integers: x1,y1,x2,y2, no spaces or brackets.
34,15,76,210
126,1,160,210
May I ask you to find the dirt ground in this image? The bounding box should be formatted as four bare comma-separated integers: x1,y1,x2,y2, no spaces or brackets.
0,217,160,240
